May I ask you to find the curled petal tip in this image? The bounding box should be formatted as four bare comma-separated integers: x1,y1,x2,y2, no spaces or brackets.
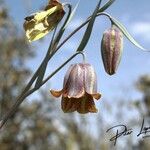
50,90,62,98
92,93,101,100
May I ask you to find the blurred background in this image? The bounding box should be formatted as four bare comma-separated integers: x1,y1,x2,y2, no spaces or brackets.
0,0,150,149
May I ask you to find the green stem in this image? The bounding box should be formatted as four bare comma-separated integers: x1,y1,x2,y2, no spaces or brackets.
0,52,84,129
76,0,103,52
98,0,116,13
41,52,85,85
0,4,113,129
56,12,111,53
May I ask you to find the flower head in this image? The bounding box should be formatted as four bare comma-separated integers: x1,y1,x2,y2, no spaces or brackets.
23,0,65,42
101,25,123,75
50,63,101,114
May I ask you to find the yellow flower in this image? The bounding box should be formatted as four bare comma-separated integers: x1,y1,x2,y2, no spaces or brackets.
50,63,101,114
23,0,65,42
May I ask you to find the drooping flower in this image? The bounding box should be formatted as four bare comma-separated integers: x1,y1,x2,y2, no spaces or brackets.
50,63,101,114
101,25,123,75
23,0,65,42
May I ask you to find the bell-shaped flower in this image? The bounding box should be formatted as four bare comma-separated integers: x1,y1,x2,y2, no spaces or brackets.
23,0,65,42
50,63,101,114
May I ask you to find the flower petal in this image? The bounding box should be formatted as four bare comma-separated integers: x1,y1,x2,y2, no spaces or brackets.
24,4,64,42
63,64,75,88
83,63,98,95
61,97,77,113
35,6,60,22
77,94,98,114
24,23,51,42
63,64,85,98
50,90,63,98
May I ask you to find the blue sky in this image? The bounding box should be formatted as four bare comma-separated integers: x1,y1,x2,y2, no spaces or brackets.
6,0,150,102
4,0,150,146
5,0,150,112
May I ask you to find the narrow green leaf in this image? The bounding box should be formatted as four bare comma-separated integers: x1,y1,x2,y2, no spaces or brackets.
77,0,102,52
98,0,116,13
111,17,149,51
63,1,80,30
53,1,80,48
61,4,72,29
34,60,48,89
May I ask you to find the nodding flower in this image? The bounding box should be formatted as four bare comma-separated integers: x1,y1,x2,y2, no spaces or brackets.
50,63,101,114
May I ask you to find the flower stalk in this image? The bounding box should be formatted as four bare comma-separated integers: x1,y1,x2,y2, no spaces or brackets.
0,52,85,129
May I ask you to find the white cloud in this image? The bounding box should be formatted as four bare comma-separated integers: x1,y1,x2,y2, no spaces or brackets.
117,14,150,41
130,22,150,41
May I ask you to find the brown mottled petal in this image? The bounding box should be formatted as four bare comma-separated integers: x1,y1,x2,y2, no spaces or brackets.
46,0,63,10
86,94,98,113
61,97,77,113
83,64,98,94
88,102,98,113
48,0,60,7
77,94,98,114
45,9,65,27
77,97,89,114
63,64,85,98
23,20,36,31
50,89,63,98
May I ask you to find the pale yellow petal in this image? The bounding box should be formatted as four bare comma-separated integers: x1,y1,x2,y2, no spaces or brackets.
24,4,64,42
34,5,61,22
25,23,53,42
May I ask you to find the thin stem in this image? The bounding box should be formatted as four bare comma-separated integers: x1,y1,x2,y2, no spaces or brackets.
62,3,72,29
41,52,84,85
55,12,111,53
98,0,116,13
34,26,59,88
0,52,82,129
81,52,86,63
0,6,112,129
0,25,60,129
48,25,58,54
50,3,72,55
33,4,73,88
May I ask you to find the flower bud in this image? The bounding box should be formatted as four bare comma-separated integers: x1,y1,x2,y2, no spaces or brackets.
101,25,123,75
